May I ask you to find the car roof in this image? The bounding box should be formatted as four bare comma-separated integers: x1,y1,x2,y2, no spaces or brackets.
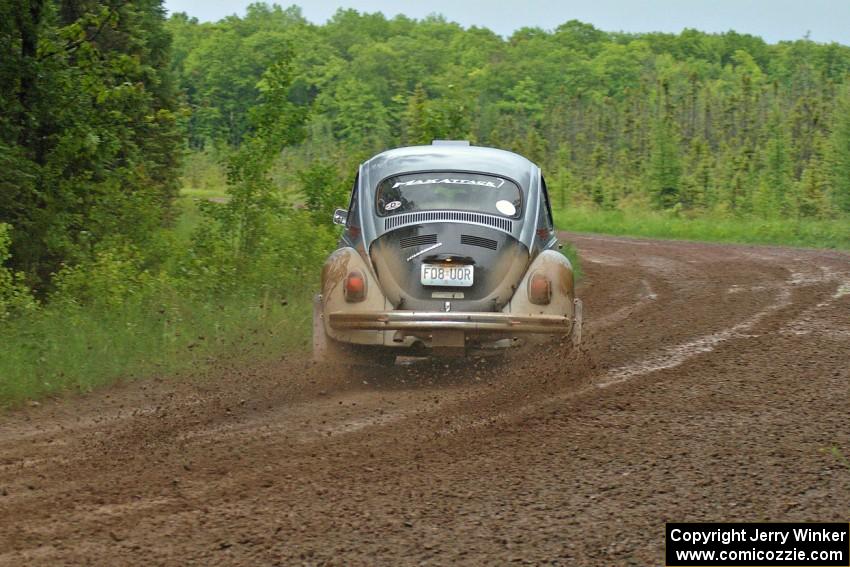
362,144,538,191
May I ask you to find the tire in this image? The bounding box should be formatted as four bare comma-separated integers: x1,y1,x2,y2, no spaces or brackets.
312,295,396,367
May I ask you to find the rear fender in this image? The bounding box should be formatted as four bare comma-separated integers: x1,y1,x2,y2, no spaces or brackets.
503,250,575,321
321,247,391,345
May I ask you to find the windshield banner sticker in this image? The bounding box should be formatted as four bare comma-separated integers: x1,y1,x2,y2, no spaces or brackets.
392,177,506,190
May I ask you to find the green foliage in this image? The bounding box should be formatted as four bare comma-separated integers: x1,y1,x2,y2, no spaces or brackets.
559,241,583,281
757,103,795,216
164,5,850,223
180,149,228,196
401,83,433,145
170,4,307,146
50,245,159,309
0,284,315,405
0,0,182,288
555,206,850,250
326,78,391,150
829,86,850,213
500,77,544,124
297,160,352,227
0,224,37,321
196,53,307,265
0,195,336,406
796,140,832,218
0,6,335,405
648,114,682,209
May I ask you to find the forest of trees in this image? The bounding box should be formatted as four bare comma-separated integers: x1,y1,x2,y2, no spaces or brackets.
1,1,850,400
166,4,850,220
1,0,182,289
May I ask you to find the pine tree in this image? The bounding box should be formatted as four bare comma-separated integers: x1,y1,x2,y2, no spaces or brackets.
589,143,608,206
520,127,547,165
682,137,712,209
550,144,574,210
648,115,682,209
402,83,431,145
759,103,794,216
828,86,850,213
796,136,832,219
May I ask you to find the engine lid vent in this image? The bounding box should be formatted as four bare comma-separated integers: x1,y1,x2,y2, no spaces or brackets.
399,233,438,248
384,211,513,234
461,234,497,250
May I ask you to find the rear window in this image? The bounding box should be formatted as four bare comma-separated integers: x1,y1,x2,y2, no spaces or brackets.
376,172,522,218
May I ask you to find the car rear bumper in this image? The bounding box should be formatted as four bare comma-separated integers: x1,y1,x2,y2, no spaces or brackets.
327,309,574,335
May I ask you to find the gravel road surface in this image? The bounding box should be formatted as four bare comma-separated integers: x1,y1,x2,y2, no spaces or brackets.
1,234,848,565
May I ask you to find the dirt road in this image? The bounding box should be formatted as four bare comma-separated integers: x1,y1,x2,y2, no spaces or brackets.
1,234,848,565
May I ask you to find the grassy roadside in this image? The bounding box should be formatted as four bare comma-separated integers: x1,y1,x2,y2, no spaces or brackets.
0,177,321,407
554,207,850,250
0,292,313,404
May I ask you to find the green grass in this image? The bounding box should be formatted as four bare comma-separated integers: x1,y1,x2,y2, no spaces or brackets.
180,149,228,197
559,241,583,281
180,185,228,200
171,186,226,243
173,153,229,240
555,206,850,250
0,290,314,405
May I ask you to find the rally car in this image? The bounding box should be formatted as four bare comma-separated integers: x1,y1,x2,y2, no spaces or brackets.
313,141,581,362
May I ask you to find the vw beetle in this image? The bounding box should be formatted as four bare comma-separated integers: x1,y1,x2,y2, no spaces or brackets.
313,141,581,362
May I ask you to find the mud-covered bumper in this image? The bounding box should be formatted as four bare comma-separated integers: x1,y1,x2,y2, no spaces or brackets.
328,308,576,335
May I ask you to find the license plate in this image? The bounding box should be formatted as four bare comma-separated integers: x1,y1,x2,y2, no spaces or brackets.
421,264,474,287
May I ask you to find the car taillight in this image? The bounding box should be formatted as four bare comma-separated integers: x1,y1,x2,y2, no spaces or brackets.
528,272,551,305
344,270,367,302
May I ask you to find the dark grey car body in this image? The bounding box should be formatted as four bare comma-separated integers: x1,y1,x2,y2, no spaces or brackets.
314,142,581,359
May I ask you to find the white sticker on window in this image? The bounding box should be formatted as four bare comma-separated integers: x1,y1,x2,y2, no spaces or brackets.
385,200,402,211
391,178,506,189
496,200,516,216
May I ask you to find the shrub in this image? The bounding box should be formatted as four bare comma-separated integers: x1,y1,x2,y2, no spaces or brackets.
0,223,37,321
50,244,168,310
